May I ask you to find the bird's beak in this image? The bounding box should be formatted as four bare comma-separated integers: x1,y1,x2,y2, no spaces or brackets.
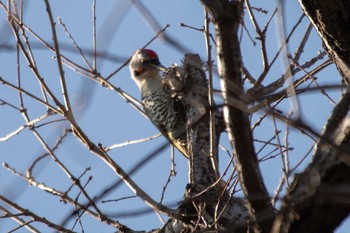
152,63,167,72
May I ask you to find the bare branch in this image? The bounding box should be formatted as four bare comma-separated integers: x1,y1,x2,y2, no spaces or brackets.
0,195,75,233
43,0,72,113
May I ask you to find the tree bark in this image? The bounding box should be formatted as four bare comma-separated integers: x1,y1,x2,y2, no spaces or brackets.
201,1,275,232
299,0,350,82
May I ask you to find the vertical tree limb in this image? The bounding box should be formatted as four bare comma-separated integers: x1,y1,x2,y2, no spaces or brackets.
200,1,275,232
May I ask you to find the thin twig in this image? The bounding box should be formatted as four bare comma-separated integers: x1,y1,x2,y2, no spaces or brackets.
58,17,93,70
0,111,54,142
272,114,289,186
293,22,313,63
8,18,66,113
3,163,129,230
0,205,39,233
204,9,219,179
105,133,161,151
26,128,71,178
0,77,61,114
0,195,75,233
44,0,72,113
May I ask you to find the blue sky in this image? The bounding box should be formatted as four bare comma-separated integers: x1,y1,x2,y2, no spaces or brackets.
0,0,349,232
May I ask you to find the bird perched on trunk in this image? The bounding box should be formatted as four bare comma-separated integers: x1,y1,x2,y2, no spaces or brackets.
129,49,188,158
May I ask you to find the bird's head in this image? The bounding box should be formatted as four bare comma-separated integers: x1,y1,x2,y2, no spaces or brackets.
129,49,165,83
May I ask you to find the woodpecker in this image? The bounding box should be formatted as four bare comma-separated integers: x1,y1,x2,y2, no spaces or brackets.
129,49,188,157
